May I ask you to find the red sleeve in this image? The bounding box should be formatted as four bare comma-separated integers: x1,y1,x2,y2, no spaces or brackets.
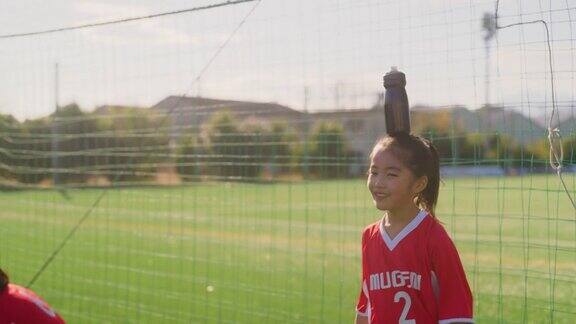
356,280,369,316
0,284,65,324
356,229,369,316
429,224,473,323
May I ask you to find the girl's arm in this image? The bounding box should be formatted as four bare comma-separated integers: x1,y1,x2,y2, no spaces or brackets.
354,313,368,324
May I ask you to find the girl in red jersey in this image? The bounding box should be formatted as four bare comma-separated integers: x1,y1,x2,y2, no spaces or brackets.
355,134,473,324
0,268,65,324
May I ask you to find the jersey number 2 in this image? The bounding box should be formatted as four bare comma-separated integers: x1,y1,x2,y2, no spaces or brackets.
393,291,415,324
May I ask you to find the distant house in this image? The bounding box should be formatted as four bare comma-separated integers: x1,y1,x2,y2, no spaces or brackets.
152,96,307,132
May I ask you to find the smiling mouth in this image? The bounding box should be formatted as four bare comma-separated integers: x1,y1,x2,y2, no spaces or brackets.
373,193,389,199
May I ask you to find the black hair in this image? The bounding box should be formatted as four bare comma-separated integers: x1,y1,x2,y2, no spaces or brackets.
0,268,8,292
370,133,441,215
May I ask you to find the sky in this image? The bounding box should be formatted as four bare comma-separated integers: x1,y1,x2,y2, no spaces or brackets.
0,0,575,121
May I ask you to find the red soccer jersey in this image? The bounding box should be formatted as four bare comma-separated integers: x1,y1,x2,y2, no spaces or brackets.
0,284,65,324
356,210,473,324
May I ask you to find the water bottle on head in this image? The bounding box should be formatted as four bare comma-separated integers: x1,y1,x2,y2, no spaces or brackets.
383,66,410,135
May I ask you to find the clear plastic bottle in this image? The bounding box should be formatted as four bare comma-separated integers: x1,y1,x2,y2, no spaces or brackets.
383,66,410,135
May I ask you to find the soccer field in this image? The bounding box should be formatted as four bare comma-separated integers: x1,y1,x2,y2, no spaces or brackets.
1,174,574,323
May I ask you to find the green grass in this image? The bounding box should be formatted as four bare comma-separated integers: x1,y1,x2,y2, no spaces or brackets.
0,174,575,323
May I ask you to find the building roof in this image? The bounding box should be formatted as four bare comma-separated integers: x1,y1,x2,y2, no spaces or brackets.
151,96,303,117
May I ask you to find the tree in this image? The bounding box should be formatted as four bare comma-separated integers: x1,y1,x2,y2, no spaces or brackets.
308,121,351,178
49,103,99,184
418,125,477,165
529,134,576,168
92,106,169,183
562,135,576,166
13,117,52,184
200,113,300,181
266,122,298,175
237,117,268,179
0,114,20,182
203,111,244,179
176,135,199,181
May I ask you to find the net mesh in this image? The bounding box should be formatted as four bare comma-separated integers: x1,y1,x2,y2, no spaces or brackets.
0,0,574,323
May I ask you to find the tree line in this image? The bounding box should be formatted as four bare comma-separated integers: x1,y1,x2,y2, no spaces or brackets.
0,103,574,186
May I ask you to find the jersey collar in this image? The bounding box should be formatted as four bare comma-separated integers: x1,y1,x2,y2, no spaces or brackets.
379,209,428,251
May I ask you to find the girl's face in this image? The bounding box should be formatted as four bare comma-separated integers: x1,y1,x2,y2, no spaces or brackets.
367,145,424,212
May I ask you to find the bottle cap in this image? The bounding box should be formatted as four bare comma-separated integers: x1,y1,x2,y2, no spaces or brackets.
383,67,406,89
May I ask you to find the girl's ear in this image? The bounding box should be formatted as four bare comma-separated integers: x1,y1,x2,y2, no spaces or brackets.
412,175,428,195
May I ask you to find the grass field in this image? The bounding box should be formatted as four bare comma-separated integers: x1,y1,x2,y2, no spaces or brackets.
1,174,574,323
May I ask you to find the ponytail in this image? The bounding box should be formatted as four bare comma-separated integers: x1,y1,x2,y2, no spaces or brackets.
416,138,440,215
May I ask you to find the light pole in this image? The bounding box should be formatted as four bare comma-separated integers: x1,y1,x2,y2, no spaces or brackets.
51,63,60,186
482,12,497,107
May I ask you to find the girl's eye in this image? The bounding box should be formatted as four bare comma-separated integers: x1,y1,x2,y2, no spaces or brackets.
387,173,398,177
